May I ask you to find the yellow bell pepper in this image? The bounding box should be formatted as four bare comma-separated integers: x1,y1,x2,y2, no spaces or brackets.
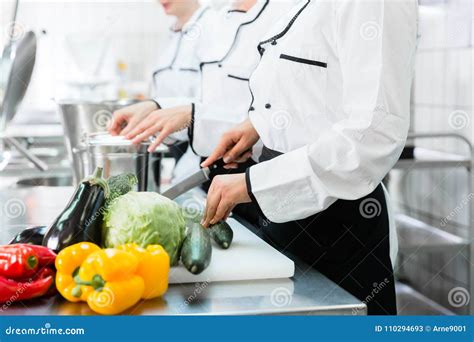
116,243,170,299
75,249,145,315
55,242,170,315
55,242,101,302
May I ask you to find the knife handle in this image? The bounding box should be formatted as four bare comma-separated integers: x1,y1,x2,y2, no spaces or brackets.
207,159,236,179
209,159,226,170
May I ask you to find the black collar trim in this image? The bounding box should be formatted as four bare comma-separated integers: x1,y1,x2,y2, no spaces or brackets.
200,0,270,68
227,9,247,14
257,0,310,55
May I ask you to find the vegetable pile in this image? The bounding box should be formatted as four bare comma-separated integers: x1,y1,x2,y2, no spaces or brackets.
3,168,236,314
55,242,169,315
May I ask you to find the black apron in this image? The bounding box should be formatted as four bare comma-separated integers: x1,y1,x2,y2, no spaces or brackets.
256,146,397,315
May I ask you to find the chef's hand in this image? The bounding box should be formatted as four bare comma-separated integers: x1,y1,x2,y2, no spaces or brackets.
124,105,192,153
201,173,251,227
108,100,158,136
201,119,259,169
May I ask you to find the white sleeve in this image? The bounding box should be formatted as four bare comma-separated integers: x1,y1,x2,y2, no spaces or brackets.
155,97,196,109
189,102,247,157
153,97,197,142
248,1,417,223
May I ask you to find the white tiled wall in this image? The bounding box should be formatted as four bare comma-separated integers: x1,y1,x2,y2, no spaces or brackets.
390,0,473,313
1,0,174,110
1,0,226,112
393,0,473,229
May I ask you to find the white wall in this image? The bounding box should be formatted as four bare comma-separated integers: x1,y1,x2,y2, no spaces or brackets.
1,0,175,110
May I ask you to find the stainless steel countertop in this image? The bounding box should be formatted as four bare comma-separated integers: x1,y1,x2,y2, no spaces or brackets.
0,184,366,316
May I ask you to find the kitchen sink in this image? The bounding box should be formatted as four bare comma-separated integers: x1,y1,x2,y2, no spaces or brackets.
16,175,73,187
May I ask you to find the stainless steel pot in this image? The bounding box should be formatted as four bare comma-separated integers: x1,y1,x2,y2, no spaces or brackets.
57,99,139,183
86,133,151,191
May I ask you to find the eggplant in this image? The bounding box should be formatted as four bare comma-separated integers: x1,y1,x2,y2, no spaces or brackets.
42,167,109,252
9,226,47,245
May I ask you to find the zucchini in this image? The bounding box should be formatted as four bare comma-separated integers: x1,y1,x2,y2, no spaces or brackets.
209,221,233,249
181,222,212,274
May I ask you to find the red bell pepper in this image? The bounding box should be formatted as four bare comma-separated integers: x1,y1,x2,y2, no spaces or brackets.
0,245,39,278
0,267,55,304
13,244,56,267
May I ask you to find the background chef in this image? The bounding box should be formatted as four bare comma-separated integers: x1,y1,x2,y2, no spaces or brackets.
115,0,216,182
109,0,295,204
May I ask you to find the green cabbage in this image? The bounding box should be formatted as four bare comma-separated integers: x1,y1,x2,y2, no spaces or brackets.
103,191,186,265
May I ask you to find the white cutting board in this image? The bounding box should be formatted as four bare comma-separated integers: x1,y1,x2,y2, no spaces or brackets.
169,218,295,284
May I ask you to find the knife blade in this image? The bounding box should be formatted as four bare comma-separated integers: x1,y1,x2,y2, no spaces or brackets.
161,159,226,199
161,168,211,199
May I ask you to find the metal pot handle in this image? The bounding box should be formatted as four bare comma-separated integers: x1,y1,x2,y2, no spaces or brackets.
72,143,88,183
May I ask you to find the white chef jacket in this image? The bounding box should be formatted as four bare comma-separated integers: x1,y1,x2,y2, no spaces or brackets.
152,5,216,182
151,5,213,98
246,0,418,230
158,0,297,159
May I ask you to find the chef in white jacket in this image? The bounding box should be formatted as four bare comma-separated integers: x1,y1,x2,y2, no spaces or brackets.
110,0,215,181
152,0,215,177
152,0,212,98
197,0,418,315
110,0,296,185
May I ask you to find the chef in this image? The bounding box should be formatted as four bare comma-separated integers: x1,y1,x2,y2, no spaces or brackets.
153,0,215,176
152,0,213,98
112,0,215,181
109,0,296,185
195,0,418,315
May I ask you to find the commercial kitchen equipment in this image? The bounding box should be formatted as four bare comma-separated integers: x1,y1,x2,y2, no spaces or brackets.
57,99,139,183
85,132,151,191
392,132,474,315
0,30,46,171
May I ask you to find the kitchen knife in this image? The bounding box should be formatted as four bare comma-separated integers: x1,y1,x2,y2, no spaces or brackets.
161,159,226,199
